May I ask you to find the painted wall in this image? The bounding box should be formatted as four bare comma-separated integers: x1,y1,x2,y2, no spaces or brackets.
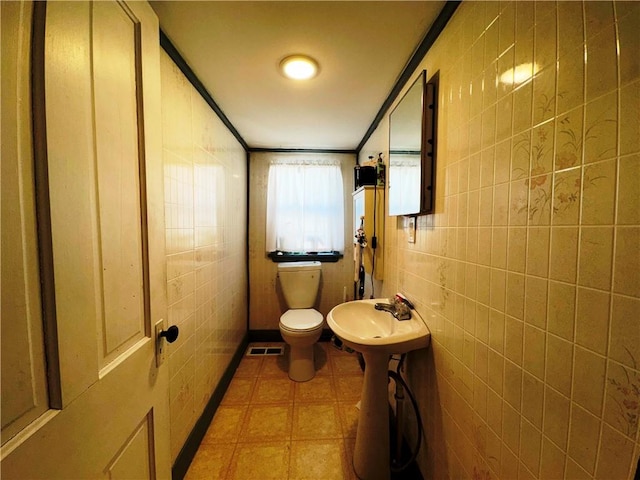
160,51,248,460
248,152,356,331
361,1,640,478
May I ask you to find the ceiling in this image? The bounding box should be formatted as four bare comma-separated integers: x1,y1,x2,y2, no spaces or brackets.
150,1,447,151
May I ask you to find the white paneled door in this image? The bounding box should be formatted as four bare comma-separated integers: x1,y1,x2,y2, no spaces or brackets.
1,1,171,478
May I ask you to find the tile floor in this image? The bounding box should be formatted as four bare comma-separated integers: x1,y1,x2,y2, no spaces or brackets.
185,342,366,479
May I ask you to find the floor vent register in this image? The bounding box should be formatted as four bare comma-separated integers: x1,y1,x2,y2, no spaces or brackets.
246,346,284,356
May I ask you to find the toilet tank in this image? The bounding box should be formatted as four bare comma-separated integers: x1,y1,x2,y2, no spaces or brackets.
277,261,322,309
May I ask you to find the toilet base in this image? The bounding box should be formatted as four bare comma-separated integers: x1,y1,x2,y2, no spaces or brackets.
279,324,322,382
288,344,315,382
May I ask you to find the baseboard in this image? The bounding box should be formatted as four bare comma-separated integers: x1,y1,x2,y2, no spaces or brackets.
171,333,249,480
248,329,283,342
248,328,334,343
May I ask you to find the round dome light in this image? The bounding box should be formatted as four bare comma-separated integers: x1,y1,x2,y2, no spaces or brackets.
279,55,319,80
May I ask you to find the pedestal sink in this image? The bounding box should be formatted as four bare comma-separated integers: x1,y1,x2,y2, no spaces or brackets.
327,299,430,480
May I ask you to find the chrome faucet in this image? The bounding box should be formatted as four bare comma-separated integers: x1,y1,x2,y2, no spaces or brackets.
374,294,413,321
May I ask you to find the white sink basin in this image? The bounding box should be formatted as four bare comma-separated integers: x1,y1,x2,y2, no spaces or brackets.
327,299,431,479
327,298,430,355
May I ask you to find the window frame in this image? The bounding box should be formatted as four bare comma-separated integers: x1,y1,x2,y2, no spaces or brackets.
265,158,345,261
267,250,343,263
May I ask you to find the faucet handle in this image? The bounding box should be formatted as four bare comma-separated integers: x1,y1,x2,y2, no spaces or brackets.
393,301,412,320
394,293,414,310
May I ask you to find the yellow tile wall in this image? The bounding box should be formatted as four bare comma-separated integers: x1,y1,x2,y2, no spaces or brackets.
248,152,356,331
361,2,639,478
160,51,248,460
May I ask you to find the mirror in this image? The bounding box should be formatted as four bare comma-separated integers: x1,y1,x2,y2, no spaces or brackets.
388,70,437,216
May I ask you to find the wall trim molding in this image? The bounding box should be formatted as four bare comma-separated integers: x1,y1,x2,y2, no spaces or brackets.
159,2,459,155
249,147,358,154
159,30,249,152
355,0,461,153
171,334,249,480
248,329,283,343
248,329,334,343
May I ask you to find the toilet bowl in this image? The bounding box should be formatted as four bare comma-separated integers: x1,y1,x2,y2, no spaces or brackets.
279,308,323,382
277,261,323,381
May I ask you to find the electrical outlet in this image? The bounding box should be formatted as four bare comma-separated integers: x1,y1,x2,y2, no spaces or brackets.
407,216,416,243
155,319,165,367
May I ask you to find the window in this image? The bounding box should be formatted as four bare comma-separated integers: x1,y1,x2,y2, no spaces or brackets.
266,158,344,255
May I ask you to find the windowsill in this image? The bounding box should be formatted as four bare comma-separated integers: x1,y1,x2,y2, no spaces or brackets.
267,251,343,263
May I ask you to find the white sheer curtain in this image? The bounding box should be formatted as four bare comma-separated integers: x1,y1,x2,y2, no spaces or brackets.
266,158,344,253
389,153,421,214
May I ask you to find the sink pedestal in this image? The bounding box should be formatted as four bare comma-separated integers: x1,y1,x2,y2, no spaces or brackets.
353,352,390,480
326,299,431,480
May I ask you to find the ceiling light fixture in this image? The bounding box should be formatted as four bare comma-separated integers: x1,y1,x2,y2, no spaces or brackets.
279,55,319,80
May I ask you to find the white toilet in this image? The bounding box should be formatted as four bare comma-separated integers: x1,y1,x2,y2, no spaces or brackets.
277,261,324,382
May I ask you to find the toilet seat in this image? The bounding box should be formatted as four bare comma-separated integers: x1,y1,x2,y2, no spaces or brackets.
279,309,323,333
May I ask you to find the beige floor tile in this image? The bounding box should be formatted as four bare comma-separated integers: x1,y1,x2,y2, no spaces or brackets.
289,439,354,480
334,375,364,402
202,405,247,445
343,438,357,479
294,376,337,403
238,404,293,442
234,357,263,377
330,354,364,376
190,342,368,479
313,344,333,376
260,355,290,378
227,442,291,480
251,377,295,404
314,341,331,356
337,401,360,439
314,360,333,376
327,343,355,357
292,402,343,440
184,444,235,480
221,377,256,405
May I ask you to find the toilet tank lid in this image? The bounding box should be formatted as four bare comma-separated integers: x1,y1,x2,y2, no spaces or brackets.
277,261,321,272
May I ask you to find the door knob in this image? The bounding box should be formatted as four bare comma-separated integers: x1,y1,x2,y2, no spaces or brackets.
159,325,179,343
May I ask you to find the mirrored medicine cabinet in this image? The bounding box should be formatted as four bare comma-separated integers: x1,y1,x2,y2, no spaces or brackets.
388,69,438,216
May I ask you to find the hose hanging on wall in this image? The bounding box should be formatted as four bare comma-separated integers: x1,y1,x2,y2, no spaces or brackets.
355,216,366,300
370,183,377,299
369,152,384,298
388,354,425,473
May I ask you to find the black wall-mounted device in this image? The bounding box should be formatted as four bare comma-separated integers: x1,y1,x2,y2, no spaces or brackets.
354,166,377,189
